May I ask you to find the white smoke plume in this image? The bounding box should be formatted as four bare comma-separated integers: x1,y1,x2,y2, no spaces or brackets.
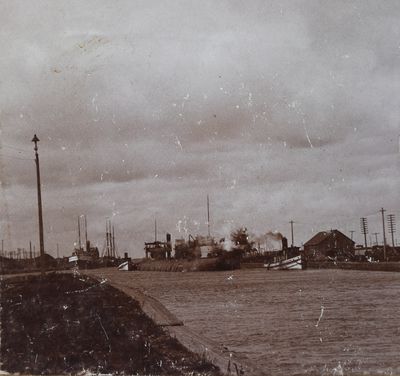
251,231,284,252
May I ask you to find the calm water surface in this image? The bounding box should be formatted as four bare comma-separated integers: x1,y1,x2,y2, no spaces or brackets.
92,268,400,375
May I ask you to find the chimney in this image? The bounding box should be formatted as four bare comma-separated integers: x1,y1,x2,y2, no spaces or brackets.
282,237,288,251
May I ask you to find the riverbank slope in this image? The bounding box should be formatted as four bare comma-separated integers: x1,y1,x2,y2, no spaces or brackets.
0,273,220,375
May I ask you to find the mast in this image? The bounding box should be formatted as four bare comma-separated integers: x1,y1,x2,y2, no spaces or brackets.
84,215,88,251
155,218,157,242
105,220,109,257
107,219,111,258
112,225,116,258
78,216,81,250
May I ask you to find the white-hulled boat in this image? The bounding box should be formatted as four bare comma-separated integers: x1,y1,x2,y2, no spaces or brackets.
117,260,136,271
264,255,302,270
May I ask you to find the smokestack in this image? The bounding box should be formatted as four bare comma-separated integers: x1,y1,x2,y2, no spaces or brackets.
282,237,288,251
166,233,172,259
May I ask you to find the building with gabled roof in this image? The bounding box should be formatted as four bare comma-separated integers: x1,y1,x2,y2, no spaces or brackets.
304,229,355,261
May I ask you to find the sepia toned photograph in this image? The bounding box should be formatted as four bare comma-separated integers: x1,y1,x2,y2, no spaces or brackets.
0,1,399,375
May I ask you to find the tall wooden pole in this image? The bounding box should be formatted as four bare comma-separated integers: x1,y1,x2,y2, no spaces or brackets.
32,134,45,275
360,217,368,250
207,195,210,237
381,208,387,261
387,214,396,248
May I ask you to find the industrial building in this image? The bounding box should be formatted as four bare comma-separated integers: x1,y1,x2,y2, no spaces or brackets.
304,229,355,261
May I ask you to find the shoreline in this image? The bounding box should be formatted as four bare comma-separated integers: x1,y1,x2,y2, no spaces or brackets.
306,260,400,272
84,269,257,375
0,273,220,376
2,266,400,374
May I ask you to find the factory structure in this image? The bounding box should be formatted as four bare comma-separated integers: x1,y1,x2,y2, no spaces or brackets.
303,230,355,261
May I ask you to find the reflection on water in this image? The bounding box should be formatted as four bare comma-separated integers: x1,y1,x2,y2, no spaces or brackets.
92,268,400,375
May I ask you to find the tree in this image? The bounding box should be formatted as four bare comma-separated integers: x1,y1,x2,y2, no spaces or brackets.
231,227,254,255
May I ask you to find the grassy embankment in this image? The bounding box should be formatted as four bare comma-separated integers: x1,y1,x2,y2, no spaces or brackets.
0,273,220,375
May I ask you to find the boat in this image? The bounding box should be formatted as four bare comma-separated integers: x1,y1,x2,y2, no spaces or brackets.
69,245,99,268
140,232,241,272
117,260,137,271
100,218,120,266
264,255,303,270
138,200,241,272
69,215,100,268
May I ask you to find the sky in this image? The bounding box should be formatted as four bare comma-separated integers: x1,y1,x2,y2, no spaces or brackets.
0,0,399,258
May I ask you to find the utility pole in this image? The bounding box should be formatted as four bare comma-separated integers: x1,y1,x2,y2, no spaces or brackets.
380,208,387,261
207,195,211,237
32,134,45,276
289,220,294,248
387,214,396,248
373,232,379,246
350,230,355,241
360,217,368,250
154,218,157,242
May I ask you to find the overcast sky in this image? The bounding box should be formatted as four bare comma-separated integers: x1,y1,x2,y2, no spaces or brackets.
0,0,399,257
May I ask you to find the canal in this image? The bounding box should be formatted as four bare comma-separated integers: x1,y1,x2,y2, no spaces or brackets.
89,268,400,375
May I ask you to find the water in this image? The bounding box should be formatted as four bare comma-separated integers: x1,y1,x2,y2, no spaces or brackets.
91,268,400,375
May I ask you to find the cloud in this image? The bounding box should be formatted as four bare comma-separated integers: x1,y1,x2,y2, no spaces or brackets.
0,1,399,256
